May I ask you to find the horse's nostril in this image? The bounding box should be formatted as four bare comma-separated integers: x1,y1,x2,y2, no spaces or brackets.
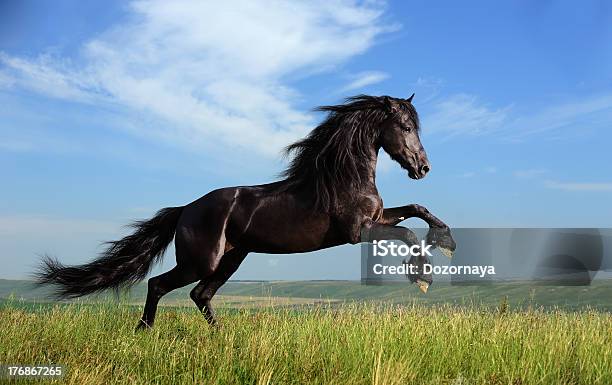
421,165,430,174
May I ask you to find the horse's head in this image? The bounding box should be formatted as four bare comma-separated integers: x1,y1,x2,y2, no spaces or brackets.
378,94,430,180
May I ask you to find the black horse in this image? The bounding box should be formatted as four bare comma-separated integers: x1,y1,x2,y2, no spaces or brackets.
37,94,455,329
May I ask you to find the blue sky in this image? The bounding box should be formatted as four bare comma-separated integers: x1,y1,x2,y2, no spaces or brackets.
1,0,611,279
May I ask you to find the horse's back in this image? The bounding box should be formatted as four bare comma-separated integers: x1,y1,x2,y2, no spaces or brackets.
176,184,342,255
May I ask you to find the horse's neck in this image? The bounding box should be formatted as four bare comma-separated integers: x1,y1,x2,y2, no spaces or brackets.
357,147,379,190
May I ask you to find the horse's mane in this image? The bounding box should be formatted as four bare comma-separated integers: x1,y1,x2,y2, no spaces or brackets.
280,94,418,212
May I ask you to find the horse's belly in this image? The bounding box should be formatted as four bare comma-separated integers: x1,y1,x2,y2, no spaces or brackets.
228,208,343,253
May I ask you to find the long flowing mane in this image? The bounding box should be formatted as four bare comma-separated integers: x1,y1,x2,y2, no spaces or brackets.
280,94,417,212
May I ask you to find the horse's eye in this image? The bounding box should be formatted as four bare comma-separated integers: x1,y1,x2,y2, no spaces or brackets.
403,126,412,133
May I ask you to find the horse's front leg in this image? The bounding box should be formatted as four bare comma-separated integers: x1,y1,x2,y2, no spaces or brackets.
359,220,432,293
381,204,456,258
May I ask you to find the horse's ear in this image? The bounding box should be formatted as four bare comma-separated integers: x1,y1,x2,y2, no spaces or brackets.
383,96,398,114
407,93,415,103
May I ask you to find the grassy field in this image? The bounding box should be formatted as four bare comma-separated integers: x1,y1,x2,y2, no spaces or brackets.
1,301,611,385
3,278,612,310
1,280,611,384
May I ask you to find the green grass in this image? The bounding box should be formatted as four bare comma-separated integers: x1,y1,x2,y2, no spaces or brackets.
1,301,611,385
3,279,612,311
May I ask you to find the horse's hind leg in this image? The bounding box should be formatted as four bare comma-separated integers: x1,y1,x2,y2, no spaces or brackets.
190,248,249,325
136,265,198,330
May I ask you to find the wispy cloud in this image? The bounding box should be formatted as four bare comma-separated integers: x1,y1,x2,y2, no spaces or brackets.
340,70,389,92
0,53,104,103
0,0,393,156
267,258,279,267
456,167,497,178
458,171,476,178
0,138,36,152
504,93,612,139
410,77,444,104
421,90,612,141
423,94,510,137
545,181,612,192
514,169,547,179
0,215,119,237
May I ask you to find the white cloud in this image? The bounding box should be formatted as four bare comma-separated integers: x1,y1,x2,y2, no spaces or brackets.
0,0,392,156
545,181,612,192
0,53,104,103
340,70,389,92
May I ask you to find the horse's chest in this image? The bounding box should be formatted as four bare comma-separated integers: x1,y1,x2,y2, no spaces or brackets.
372,204,384,222
357,194,383,220
336,193,383,232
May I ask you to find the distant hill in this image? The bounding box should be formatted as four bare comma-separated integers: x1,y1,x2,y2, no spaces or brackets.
1,279,611,311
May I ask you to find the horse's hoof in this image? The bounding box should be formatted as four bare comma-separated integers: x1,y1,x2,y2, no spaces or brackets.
415,280,429,294
439,247,454,259
135,319,152,332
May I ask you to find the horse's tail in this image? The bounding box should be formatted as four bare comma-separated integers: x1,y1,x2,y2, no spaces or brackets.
35,206,184,299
